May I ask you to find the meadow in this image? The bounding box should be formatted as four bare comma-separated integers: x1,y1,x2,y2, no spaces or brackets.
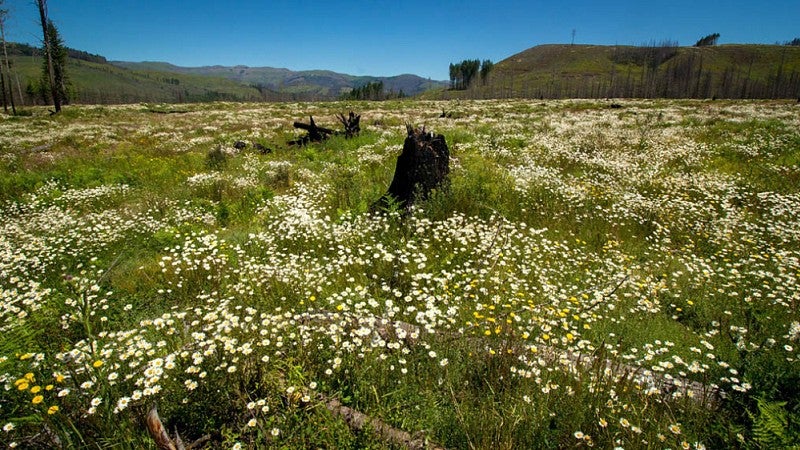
1,99,798,449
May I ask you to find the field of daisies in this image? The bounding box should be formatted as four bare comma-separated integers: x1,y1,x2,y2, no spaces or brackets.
1,99,799,449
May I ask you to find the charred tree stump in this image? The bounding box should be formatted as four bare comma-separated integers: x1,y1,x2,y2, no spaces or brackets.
376,125,449,211
337,111,361,138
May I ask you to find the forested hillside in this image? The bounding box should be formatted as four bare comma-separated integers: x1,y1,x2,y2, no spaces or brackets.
435,44,800,99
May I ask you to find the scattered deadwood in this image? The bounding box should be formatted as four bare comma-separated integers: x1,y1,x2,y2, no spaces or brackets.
253,142,272,154
289,112,362,146
375,125,450,211
145,380,443,450
146,404,211,450
438,110,453,118
325,397,446,450
232,141,272,154
337,111,361,138
298,310,720,407
289,116,336,146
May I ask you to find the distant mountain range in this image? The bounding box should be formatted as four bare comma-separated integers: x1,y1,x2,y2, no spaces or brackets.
6,42,446,104
110,61,446,100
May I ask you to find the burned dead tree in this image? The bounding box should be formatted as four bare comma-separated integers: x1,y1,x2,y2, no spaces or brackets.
337,111,361,138
376,125,449,211
289,116,336,146
289,112,362,146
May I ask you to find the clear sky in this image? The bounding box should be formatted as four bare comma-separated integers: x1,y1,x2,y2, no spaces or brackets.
3,0,799,80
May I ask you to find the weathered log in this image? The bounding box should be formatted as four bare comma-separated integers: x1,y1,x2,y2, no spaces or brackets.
28,143,53,153
325,397,446,450
376,125,449,210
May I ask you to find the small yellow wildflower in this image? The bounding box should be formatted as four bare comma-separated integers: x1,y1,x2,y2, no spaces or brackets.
32,395,44,404
16,382,29,391
30,386,42,394
92,360,103,368
47,405,59,415
24,373,35,381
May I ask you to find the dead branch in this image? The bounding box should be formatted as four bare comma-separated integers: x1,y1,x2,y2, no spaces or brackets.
146,404,210,450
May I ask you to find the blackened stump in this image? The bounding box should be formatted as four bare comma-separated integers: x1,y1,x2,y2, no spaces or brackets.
337,111,361,138
378,125,449,210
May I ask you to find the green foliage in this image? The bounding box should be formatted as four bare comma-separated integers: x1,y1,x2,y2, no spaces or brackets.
41,20,70,108
696,33,721,47
479,59,494,84
449,59,481,90
340,81,405,101
749,397,800,448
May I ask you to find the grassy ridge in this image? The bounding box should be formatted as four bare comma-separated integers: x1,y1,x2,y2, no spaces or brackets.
9,55,272,104
431,44,800,99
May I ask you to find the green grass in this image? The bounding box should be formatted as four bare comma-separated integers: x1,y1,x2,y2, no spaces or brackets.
1,99,799,449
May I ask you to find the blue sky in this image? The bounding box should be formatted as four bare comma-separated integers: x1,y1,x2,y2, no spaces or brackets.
4,1,799,80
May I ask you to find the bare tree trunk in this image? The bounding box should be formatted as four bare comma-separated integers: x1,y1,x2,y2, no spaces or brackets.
36,0,60,113
0,15,16,114
0,57,6,113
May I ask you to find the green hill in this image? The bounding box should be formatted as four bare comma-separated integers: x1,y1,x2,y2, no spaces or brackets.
3,43,445,105
434,44,800,99
6,43,275,104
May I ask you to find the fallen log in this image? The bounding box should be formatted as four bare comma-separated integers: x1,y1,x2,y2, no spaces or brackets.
298,309,720,407
289,112,363,146
289,116,335,146
325,397,445,450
